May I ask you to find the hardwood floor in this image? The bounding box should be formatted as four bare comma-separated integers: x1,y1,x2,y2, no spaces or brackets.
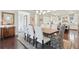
64,30,78,49
0,37,27,49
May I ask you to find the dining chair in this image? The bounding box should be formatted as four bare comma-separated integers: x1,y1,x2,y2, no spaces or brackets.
34,26,50,48
27,24,35,45
50,25,65,49
58,25,65,48
23,26,28,40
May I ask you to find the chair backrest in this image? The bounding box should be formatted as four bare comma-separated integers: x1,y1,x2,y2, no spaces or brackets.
58,25,65,38
58,25,65,48
34,26,43,43
27,24,34,39
50,25,65,49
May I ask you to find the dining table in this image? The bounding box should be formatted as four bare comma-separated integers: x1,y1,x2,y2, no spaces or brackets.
42,27,59,37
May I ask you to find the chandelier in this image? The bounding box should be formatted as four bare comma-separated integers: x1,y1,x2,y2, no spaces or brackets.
36,10,51,15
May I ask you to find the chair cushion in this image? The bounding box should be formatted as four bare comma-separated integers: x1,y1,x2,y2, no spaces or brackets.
37,37,50,44
50,38,60,48
30,35,34,39
43,37,50,44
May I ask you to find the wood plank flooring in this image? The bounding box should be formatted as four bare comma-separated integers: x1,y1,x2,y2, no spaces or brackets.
0,37,27,49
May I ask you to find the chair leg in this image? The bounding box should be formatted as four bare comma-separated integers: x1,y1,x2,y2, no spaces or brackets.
27,34,29,42
29,38,31,43
33,36,35,46
48,41,51,46
24,34,26,40
42,40,44,49
36,42,37,48
33,39,35,46
27,36,28,41
27,36,30,43
35,38,37,48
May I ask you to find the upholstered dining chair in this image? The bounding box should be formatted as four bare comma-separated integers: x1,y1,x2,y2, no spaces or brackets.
50,25,65,49
57,25,65,48
34,26,50,48
27,24,35,45
24,25,28,40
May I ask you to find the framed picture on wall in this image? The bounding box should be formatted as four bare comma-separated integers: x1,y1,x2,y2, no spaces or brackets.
2,12,14,25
